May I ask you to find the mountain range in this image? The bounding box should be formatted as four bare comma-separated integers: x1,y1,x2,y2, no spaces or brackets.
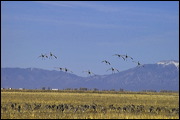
1,60,179,91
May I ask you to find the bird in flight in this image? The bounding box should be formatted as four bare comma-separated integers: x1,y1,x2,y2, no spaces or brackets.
63,68,73,73
83,70,96,76
55,67,73,73
102,60,111,65
122,54,133,61
113,54,125,61
107,67,119,74
38,54,48,60
133,61,144,67
49,52,57,59
54,67,64,71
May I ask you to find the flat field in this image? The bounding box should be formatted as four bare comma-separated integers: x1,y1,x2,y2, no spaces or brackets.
1,90,179,119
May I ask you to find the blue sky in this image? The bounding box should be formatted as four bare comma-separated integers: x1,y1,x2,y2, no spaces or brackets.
1,1,179,77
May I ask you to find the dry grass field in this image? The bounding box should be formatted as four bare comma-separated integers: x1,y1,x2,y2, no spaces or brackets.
1,89,179,119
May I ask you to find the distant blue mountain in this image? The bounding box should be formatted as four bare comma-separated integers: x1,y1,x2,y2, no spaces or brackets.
1,60,179,91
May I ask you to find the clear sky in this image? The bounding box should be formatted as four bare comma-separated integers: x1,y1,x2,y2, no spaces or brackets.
1,1,179,77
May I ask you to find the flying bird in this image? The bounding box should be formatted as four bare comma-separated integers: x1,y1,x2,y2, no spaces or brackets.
38,54,48,60
102,60,111,65
113,54,125,61
133,61,144,67
49,52,57,59
63,67,73,73
55,67,73,73
83,70,95,76
122,54,133,61
54,67,64,71
107,67,119,74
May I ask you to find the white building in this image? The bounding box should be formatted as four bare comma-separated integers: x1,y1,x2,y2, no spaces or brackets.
52,89,58,90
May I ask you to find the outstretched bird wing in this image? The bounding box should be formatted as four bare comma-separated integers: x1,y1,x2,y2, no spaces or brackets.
113,54,120,56
38,54,43,58
82,71,89,73
102,60,111,65
107,61,111,65
113,54,125,61
90,71,95,75
133,61,140,64
132,61,138,63
113,54,121,58
53,55,57,59
54,67,63,71
128,56,133,60
67,68,73,73
101,60,106,63
44,54,48,58
106,68,112,72
115,68,120,72
120,56,125,61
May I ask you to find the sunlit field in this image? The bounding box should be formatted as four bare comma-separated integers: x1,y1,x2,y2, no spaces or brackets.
1,89,179,119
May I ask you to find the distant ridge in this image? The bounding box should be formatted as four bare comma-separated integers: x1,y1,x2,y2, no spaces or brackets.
1,60,179,91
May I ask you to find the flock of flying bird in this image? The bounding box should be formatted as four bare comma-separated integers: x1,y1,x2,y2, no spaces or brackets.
38,52,144,76
101,54,144,75
38,52,57,59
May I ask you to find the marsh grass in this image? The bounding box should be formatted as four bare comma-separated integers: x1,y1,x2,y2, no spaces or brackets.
1,90,179,119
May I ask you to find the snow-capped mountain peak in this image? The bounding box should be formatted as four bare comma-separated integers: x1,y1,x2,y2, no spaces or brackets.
157,60,179,68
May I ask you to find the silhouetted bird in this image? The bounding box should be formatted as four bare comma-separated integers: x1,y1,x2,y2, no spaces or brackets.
113,54,125,61
83,70,95,76
122,54,133,61
133,61,144,67
107,67,119,74
55,67,73,73
102,60,111,65
49,52,57,59
63,67,73,73
54,67,64,71
38,54,48,60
